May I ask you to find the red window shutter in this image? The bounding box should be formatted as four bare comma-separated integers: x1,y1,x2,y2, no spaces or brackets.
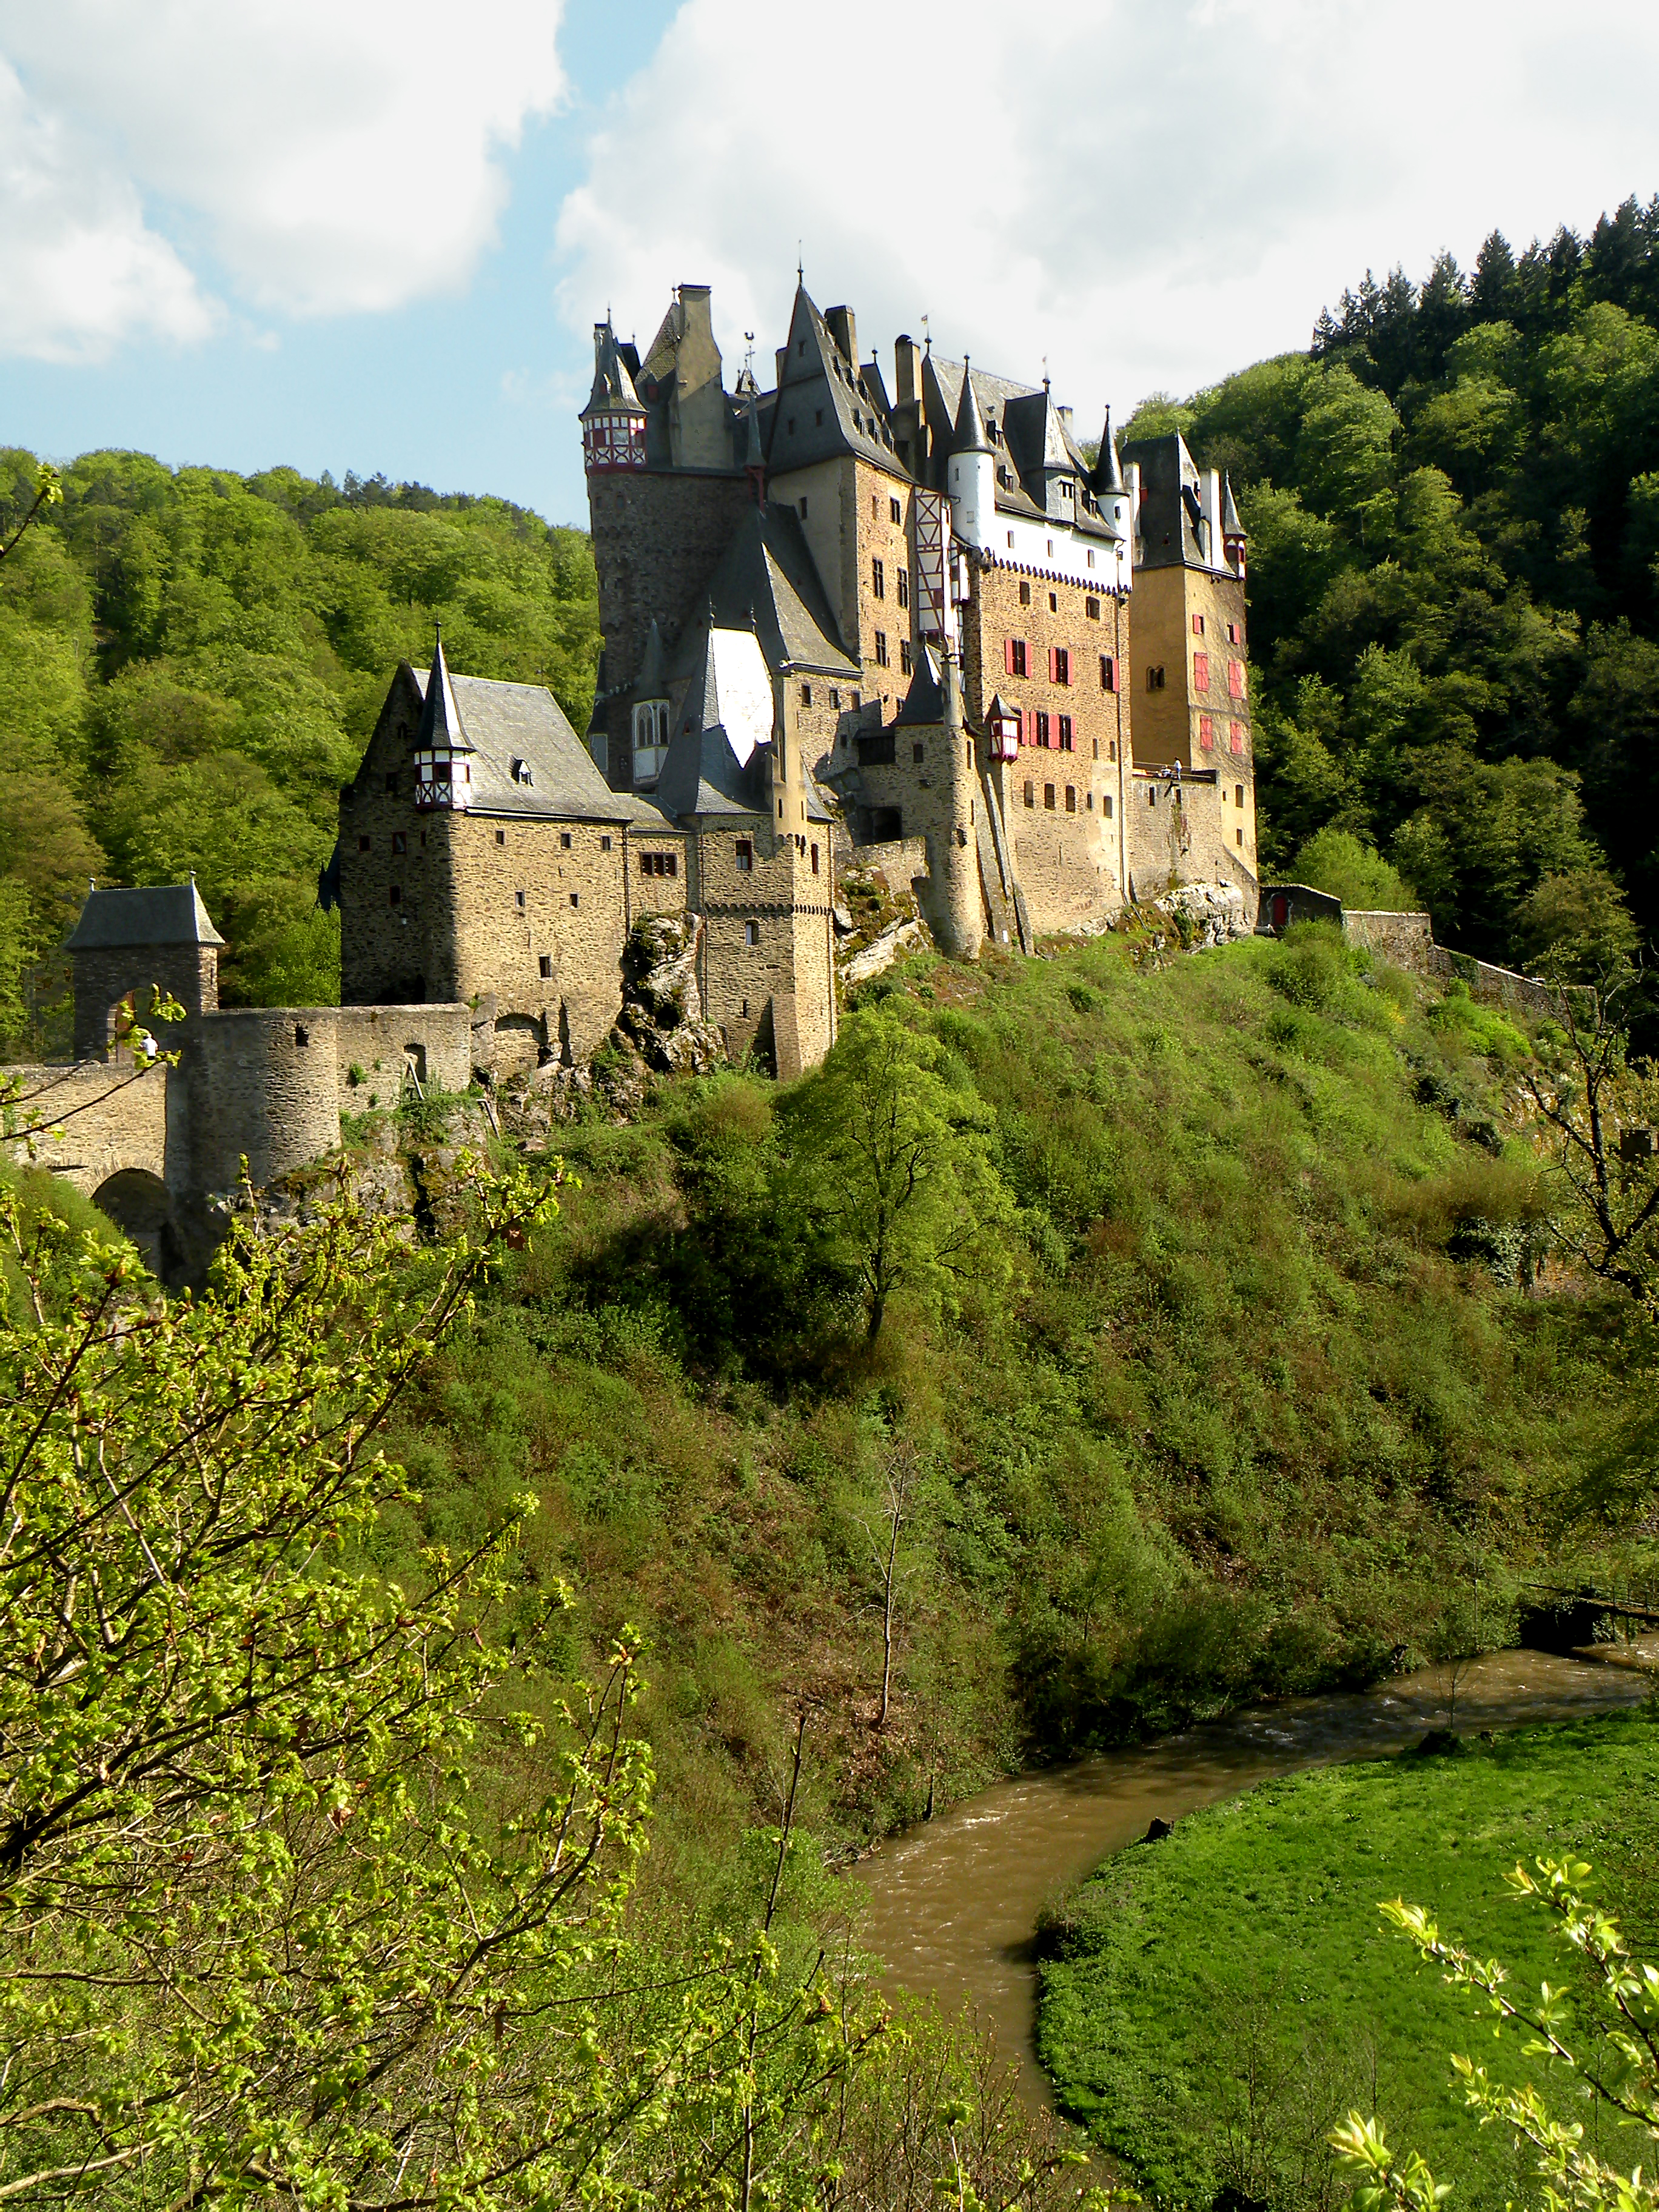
1199,714,1214,750
1005,637,1016,677
1229,659,1245,698
1230,721,1245,754
1193,652,1209,691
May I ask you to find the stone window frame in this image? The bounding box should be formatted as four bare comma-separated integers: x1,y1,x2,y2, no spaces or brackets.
1022,779,1034,808
734,839,754,874
743,920,760,947
900,640,913,676
896,568,909,609
890,495,902,525
871,557,885,600
874,631,889,668
1104,794,1114,818
538,954,552,978
1085,596,1101,622
1065,786,1077,813
1006,637,1028,679
1044,783,1056,811
1057,714,1074,752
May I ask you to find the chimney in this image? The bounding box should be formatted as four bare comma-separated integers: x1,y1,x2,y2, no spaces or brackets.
1057,404,1074,432
825,304,857,364
678,281,715,346
894,333,920,404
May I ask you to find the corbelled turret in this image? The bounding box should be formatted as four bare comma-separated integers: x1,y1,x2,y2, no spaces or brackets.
580,320,647,473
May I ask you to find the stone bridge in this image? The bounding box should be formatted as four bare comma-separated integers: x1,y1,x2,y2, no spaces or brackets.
4,1060,176,1275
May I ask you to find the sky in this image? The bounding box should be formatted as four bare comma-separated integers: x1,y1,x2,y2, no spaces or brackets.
2,0,1657,531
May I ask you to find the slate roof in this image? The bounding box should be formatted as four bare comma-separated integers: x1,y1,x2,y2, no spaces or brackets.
654,720,769,820
581,321,644,417
923,352,1121,540
700,503,860,679
409,666,675,830
1121,430,1209,571
893,646,943,726
765,286,910,478
66,882,226,951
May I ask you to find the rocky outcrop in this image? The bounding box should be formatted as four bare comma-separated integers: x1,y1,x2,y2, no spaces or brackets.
617,914,726,1075
1151,880,1249,948
841,917,926,987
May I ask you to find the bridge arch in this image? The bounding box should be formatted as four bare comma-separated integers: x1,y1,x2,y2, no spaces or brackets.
92,1167,185,1287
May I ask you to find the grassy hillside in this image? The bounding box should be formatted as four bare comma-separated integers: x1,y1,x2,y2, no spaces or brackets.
351,924,1650,1868
1037,1712,1659,2212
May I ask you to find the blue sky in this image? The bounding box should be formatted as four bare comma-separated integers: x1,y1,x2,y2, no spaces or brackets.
2,0,1656,532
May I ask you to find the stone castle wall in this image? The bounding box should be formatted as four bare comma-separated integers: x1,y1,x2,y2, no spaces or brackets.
183,1009,344,1194
335,1004,473,1111
588,469,756,780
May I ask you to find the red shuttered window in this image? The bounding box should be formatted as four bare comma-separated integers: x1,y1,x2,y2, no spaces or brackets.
1199,714,1215,750
1230,721,1245,754
1193,651,1210,692
1099,654,1118,691
1229,659,1245,698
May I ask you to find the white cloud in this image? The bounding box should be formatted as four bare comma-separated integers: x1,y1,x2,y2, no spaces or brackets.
554,0,1659,419
0,0,568,359
0,59,213,362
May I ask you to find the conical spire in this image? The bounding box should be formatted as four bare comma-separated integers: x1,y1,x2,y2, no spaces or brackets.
1221,470,1244,537
416,626,471,752
1088,407,1124,495
951,359,991,455
744,394,764,469
582,320,643,417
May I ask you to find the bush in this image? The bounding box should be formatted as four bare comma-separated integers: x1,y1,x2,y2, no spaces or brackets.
1292,827,1418,911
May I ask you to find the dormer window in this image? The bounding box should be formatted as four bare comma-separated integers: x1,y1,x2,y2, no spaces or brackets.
510,757,534,786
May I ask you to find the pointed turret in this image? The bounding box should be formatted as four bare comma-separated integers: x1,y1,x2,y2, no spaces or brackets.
413,628,475,811
951,360,992,454
580,320,647,472
1088,407,1124,495
946,360,996,549
1221,471,1247,575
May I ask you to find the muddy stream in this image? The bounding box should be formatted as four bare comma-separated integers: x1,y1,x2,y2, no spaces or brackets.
852,1640,1658,2105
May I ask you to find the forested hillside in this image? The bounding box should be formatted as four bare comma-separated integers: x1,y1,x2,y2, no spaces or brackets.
2,198,1656,1045
0,454,598,1042
1125,196,1659,974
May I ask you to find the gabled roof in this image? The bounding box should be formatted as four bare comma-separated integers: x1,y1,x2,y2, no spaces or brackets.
1121,429,1210,571
66,882,226,951
408,665,672,829
766,286,910,478
700,503,860,679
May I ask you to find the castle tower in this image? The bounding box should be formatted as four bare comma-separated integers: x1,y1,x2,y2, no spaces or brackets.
945,360,994,550
1120,429,1256,889
411,630,475,813
580,321,648,474
65,882,225,1062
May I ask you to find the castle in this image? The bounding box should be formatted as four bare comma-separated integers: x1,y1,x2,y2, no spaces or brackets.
2,276,1259,1278
335,275,1258,1082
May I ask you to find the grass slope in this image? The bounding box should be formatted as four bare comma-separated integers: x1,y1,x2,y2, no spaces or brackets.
1037,1712,1659,2212
358,925,1647,1875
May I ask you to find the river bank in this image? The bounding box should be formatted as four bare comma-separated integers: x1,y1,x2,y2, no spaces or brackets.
850,1640,1658,2108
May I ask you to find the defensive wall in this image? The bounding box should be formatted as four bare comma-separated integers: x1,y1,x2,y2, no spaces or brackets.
1258,885,1558,1017
3,1000,472,1285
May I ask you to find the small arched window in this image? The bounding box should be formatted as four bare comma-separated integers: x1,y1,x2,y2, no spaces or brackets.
631,699,670,785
